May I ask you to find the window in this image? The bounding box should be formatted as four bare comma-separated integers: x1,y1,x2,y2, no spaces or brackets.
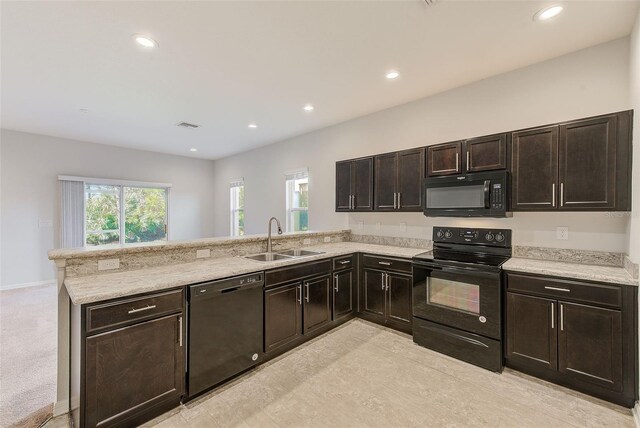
285,169,309,232
230,179,245,236
84,182,169,246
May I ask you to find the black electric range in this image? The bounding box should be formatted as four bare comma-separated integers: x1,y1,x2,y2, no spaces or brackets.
412,226,512,372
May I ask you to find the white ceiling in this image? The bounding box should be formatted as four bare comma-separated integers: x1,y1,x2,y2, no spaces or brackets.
2,1,639,160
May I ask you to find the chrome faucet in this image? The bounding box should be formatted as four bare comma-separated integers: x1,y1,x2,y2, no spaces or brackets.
267,217,283,253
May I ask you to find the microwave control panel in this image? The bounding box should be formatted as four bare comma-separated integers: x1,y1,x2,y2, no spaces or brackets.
491,183,504,210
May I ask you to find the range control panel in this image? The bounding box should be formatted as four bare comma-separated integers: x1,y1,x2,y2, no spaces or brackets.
433,226,512,247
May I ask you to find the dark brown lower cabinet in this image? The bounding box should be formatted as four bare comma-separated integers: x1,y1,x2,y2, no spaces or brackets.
361,268,412,332
264,282,303,353
506,293,557,370
333,269,354,320
505,273,637,407
558,302,622,391
303,275,331,334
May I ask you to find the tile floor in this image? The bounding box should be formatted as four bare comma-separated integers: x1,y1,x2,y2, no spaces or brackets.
47,319,635,428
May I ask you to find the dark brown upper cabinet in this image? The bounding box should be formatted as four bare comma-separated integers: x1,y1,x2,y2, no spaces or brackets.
427,134,507,177
511,126,559,211
335,157,374,212
427,141,462,176
511,111,632,212
374,148,425,211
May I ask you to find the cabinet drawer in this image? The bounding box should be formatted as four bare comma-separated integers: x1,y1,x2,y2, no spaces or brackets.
506,273,622,308
265,259,332,288
333,254,356,271
86,289,183,333
362,254,412,274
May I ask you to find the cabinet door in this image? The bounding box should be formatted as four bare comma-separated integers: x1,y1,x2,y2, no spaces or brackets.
511,126,558,210
353,157,374,211
558,115,617,210
465,133,507,172
335,160,352,212
506,293,557,371
333,270,353,320
362,269,386,317
427,141,462,176
85,314,184,428
303,275,331,334
558,302,623,391
374,153,398,210
265,282,303,353
387,273,412,325
397,148,425,211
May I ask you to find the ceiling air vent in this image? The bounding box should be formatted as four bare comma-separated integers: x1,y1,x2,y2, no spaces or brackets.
424,0,437,5
176,121,201,129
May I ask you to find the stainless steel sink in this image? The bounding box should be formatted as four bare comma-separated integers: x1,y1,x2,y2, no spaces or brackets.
245,253,294,262
277,249,325,257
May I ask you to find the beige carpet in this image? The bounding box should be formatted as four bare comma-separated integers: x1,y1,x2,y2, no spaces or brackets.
0,284,57,427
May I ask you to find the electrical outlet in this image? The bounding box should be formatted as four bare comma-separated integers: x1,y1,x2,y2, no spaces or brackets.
376,222,381,230
399,222,407,232
98,258,120,271
357,221,364,230
324,236,331,243
38,219,53,228
196,249,211,259
303,238,311,245
556,227,569,240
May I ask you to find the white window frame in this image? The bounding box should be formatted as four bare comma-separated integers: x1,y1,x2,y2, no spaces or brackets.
285,168,309,233
230,178,245,237
59,176,171,245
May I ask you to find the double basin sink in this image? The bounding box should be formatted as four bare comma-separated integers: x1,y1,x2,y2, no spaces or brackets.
245,249,324,262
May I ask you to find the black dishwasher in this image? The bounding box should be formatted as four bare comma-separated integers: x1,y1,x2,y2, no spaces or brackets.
187,272,264,397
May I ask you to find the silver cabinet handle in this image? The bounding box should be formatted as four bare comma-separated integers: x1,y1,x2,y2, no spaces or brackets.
397,193,401,209
128,304,156,314
339,260,351,265
334,275,339,292
560,304,564,331
304,282,310,303
455,153,459,172
178,315,183,347
297,284,302,305
352,195,355,210
544,286,570,292
393,192,397,209
378,261,392,266
550,302,554,329
552,184,556,207
381,272,385,290
466,151,470,171
385,273,389,291
560,183,564,207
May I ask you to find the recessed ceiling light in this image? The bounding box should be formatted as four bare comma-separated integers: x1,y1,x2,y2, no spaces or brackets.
386,71,400,80
190,148,197,152
248,123,258,128
133,34,158,48
303,104,315,112
534,5,563,21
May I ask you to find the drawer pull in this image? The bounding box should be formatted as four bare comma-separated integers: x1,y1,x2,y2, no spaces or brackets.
128,304,156,314
339,260,351,265
378,261,392,266
544,286,570,292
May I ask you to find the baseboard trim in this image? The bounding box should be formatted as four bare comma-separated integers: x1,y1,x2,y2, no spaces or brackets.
0,279,55,291
53,399,69,417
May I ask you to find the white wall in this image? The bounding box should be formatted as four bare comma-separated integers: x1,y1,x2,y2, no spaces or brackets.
0,129,216,288
212,38,632,252
629,10,640,264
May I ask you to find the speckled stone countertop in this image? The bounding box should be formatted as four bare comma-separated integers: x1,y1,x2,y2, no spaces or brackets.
503,258,638,287
65,242,428,305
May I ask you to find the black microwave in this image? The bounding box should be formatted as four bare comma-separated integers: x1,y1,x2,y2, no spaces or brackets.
423,171,510,217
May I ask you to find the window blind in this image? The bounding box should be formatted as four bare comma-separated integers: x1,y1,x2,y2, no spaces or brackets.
230,178,244,188
59,180,85,248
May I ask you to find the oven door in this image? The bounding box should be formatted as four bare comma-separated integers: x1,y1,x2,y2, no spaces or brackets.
413,261,501,339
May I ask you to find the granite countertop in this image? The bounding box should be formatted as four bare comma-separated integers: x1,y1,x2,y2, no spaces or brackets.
65,242,428,305
503,257,638,287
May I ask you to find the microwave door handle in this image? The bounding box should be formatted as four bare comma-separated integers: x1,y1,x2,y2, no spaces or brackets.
483,180,491,209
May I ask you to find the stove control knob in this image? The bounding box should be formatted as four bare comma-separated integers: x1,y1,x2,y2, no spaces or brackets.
444,230,452,239
436,230,444,239
495,233,505,242
485,233,494,241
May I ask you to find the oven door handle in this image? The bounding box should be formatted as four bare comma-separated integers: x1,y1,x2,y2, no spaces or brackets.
483,180,491,209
